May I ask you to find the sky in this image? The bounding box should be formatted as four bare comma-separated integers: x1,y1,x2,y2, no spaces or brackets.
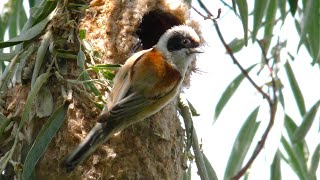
1,0,319,179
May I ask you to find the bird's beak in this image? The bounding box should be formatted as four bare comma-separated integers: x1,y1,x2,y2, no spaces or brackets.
187,48,203,55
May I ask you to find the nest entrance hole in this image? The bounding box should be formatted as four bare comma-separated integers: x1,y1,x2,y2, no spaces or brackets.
136,9,183,49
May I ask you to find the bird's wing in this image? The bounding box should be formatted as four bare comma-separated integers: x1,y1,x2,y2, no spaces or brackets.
99,49,181,124
106,48,152,110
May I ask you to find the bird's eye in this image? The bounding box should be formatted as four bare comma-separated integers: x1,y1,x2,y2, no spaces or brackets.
182,38,191,46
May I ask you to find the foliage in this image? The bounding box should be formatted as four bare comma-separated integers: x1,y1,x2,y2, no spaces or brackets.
0,0,117,178
188,0,319,179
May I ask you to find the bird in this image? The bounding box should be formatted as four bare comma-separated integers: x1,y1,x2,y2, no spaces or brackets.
64,25,201,172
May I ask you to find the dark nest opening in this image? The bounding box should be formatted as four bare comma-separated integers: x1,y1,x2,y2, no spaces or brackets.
136,9,183,49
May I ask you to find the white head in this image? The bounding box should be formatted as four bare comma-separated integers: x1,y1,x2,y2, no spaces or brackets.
155,25,201,74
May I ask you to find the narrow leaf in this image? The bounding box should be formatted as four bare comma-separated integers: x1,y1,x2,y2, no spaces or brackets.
0,52,17,61
214,64,256,121
293,100,320,143
77,50,86,70
307,0,319,65
284,61,306,116
32,0,57,26
203,153,218,180
263,0,277,53
79,29,86,40
187,99,200,116
18,0,28,32
0,11,54,49
298,0,317,54
77,51,101,96
20,73,50,129
281,137,310,179
235,0,248,45
183,165,191,180
309,144,320,177
252,0,269,42
29,0,36,8
278,89,285,108
278,0,287,23
0,113,11,137
227,38,244,54
31,30,52,87
271,150,282,180
22,102,69,180
8,0,19,39
232,0,237,14
224,107,260,179
284,115,309,162
288,0,298,16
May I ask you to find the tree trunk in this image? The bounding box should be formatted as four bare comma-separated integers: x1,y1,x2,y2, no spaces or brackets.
1,0,200,179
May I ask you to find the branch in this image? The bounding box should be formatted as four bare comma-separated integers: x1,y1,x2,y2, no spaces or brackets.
193,1,277,179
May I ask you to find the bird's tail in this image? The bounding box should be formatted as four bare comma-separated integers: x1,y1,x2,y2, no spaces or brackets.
64,123,110,172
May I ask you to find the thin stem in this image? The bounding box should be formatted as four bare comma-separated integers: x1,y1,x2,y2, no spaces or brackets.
179,93,215,180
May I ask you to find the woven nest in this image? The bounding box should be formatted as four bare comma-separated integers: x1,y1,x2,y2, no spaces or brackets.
34,0,202,179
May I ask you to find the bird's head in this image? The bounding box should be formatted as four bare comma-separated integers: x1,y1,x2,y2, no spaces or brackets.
155,25,202,73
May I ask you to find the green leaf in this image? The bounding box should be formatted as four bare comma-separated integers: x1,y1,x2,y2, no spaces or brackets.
271,150,282,180
82,71,102,96
79,29,86,40
31,30,52,87
22,102,69,180
0,113,11,137
18,0,28,32
203,153,218,180
29,0,36,7
252,0,269,42
77,50,86,70
284,115,309,161
0,9,55,49
232,0,237,14
77,51,101,96
284,61,306,116
0,52,17,61
8,0,19,39
20,72,50,129
281,136,310,179
93,64,121,70
16,45,36,84
224,107,260,180
186,99,200,116
294,20,312,57
293,100,320,143
278,89,285,109
263,0,276,53
309,144,320,178
227,38,244,54
288,0,298,16
183,164,191,180
235,0,248,45
32,0,58,26
214,64,256,121
278,0,287,23
307,0,319,65
298,0,318,56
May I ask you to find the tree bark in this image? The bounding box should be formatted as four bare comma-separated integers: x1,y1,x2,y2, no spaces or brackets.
0,0,200,179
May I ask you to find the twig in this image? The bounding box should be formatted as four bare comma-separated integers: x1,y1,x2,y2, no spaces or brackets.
193,1,277,179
